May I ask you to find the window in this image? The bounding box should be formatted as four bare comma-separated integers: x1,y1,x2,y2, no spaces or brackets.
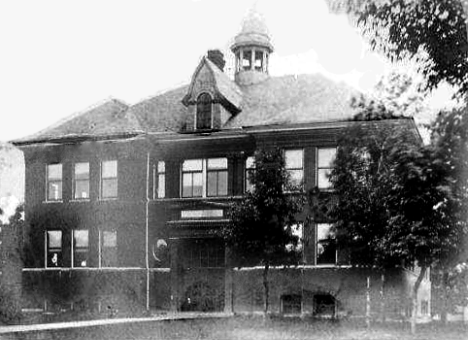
46,231,62,268
316,223,336,265
285,149,304,189
207,158,228,197
182,159,203,197
314,294,336,317
101,160,118,199
254,50,263,71
242,50,252,70
101,230,117,267
281,294,302,315
73,162,89,200
196,93,212,130
46,164,62,201
153,161,165,199
182,158,228,198
245,156,255,192
72,230,89,267
317,148,337,189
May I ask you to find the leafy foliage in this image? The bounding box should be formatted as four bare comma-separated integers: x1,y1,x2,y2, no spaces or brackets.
329,118,460,271
327,0,468,95
223,149,304,267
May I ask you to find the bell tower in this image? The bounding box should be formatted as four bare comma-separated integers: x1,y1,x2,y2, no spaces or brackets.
231,8,273,86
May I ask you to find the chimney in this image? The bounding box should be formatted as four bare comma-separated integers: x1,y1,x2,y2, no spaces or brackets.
207,49,226,72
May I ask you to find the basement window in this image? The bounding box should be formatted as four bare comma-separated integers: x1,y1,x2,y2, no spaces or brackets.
314,294,336,317
281,294,302,315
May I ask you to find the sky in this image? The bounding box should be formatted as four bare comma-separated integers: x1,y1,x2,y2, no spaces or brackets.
0,0,456,142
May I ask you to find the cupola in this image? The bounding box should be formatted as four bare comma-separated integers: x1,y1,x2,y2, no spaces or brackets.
231,8,273,85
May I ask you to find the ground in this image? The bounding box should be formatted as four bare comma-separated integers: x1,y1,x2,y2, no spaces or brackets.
3,317,467,340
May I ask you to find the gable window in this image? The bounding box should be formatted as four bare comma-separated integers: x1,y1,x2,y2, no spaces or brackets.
196,93,212,130
316,223,337,265
317,148,337,189
46,164,62,201
73,162,90,200
245,156,255,192
101,160,118,199
182,158,228,198
285,149,304,189
46,230,62,268
100,230,117,267
72,230,89,267
153,161,165,199
207,158,228,197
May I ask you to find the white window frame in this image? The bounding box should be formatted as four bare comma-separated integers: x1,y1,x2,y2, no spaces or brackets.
45,230,63,268
317,147,337,190
46,163,63,202
72,229,89,268
73,162,90,200
181,158,228,198
315,223,337,266
153,161,166,199
100,160,118,199
284,149,304,190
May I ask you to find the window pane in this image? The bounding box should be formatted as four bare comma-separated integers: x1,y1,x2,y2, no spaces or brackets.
218,171,228,196
207,171,218,197
246,156,255,169
157,161,165,173
192,172,203,197
47,164,62,179
288,169,303,188
102,231,117,267
158,174,165,198
74,230,89,248
207,158,227,169
182,173,193,197
48,231,62,248
102,160,117,178
285,150,303,169
74,163,89,179
183,159,203,171
102,178,118,198
75,180,89,199
318,148,336,168
48,181,62,200
243,50,252,69
317,224,336,265
255,51,263,70
318,169,331,189
103,231,117,247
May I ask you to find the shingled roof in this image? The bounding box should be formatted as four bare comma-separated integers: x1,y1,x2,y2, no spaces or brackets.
12,73,359,145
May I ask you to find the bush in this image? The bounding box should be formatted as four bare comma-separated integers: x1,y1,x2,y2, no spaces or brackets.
0,283,22,324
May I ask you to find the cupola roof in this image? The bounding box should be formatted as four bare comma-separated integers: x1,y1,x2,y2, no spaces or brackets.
231,8,273,53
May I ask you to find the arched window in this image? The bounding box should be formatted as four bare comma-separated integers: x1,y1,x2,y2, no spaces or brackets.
196,93,212,130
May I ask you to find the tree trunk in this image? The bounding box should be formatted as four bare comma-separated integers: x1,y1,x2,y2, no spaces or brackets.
440,271,449,325
410,266,427,335
380,273,386,323
366,275,371,328
263,262,270,317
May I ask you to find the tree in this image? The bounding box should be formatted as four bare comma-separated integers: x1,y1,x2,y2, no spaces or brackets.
429,107,468,322
329,114,460,333
222,149,304,316
327,0,468,95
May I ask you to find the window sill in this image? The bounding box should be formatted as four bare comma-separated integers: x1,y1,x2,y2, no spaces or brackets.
98,197,119,202
69,199,91,203
43,200,63,204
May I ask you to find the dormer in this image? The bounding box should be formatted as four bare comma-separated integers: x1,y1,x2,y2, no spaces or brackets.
182,51,242,132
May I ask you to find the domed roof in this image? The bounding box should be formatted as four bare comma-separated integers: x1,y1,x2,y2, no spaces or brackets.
231,8,273,52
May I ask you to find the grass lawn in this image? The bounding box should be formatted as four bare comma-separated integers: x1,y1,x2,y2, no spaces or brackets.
9,316,468,340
